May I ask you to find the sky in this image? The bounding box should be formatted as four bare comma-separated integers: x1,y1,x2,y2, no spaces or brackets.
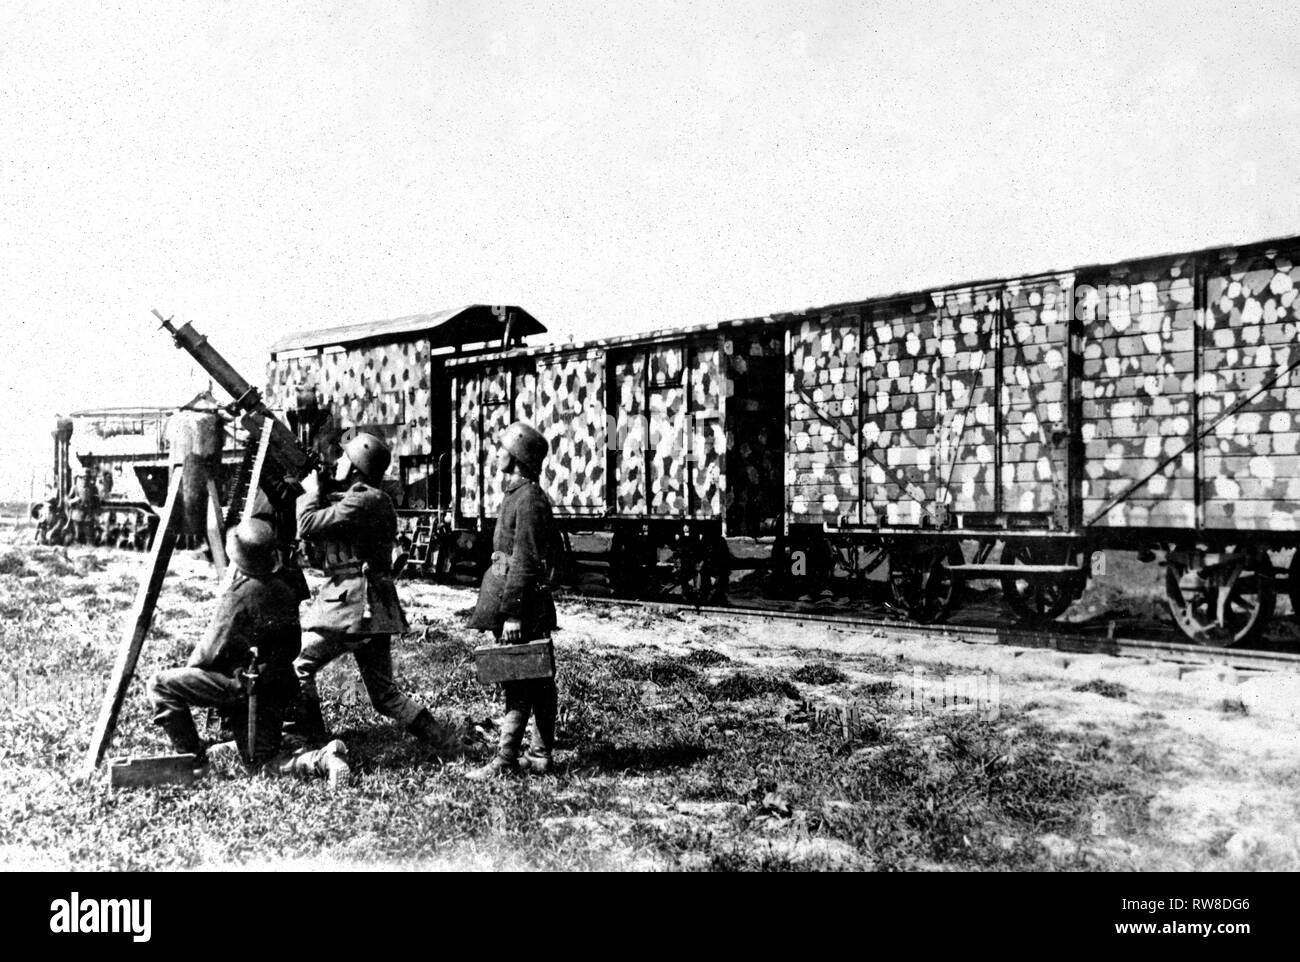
2,0,1298,501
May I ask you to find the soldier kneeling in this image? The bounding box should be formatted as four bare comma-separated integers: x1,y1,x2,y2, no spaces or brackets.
146,520,350,789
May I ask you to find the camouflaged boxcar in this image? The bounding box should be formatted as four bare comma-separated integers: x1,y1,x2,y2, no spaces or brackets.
264,305,547,571
445,319,787,602
778,232,1300,645
263,234,1300,646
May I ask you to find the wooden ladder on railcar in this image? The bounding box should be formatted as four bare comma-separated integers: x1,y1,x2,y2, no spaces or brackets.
408,513,436,569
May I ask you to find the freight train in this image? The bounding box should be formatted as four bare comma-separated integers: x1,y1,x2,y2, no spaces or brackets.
257,235,1300,647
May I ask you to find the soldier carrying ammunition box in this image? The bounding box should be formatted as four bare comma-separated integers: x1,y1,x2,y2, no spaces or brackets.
289,432,463,752
467,421,560,780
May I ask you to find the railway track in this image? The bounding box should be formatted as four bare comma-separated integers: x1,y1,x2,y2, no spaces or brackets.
52,539,1300,672
554,591,1300,673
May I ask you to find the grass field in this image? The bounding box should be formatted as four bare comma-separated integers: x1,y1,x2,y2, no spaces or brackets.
1,536,1296,871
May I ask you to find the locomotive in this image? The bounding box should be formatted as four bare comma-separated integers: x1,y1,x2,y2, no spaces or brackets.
262,235,1300,647
37,396,248,549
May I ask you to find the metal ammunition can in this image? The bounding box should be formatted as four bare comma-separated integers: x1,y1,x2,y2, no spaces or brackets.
473,639,556,684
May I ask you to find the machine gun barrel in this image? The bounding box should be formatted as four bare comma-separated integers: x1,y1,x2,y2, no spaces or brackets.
152,309,263,415
151,309,314,479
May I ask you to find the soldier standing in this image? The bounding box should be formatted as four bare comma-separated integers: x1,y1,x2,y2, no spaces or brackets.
290,432,455,749
66,471,101,545
467,422,560,780
146,520,351,788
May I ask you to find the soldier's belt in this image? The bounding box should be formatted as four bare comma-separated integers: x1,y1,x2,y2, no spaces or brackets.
324,564,392,578
324,562,365,576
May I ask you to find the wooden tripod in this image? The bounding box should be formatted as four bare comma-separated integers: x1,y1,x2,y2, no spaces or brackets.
79,418,275,777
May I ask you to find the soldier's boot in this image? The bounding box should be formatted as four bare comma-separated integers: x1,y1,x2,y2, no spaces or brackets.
285,695,330,745
408,708,450,749
466,708,527,781
517,745,552,775
203,741,245,775
518,683,557,775
319,740,351,791
518,690,557,775
281,739,351,790
157,715,204,761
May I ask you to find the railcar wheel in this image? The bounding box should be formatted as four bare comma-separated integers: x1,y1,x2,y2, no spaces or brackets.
767,534,833,597
889,544,964,624
678,535,731,606
830,541,888,589
1000,542,1074,623
1164,548,1274,647
609,530,652,599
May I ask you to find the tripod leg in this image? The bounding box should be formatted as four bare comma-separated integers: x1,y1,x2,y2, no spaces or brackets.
80,470,184,777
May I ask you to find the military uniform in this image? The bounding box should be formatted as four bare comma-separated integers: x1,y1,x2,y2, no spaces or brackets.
147,568,344,780
66,477,100,545
469,474,559,771
293,480,422,732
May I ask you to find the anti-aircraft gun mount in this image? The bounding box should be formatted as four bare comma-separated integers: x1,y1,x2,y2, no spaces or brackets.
80,311,325,779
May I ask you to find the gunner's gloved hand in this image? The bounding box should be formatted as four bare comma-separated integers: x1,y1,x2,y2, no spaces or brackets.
502,619,523,643
269,474,304,503
300,469,322,499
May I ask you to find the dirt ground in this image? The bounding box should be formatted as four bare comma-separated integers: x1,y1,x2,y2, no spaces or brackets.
2,529,1299,870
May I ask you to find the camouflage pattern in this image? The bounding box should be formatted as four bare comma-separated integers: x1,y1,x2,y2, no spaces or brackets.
266,340,437,507
611,340,724,518
787,312,861,522
725,331,785,535
614,351,648,513
513,368,538,425
791,279,1070,526
1078,256,1197,527
689,344,725,517
532,352,606,514
648,385,688,513
999,278,1070,515
456,373,479,517
274,235,1300,540
265,341,433,459
864,290,999,524
1200,243,1300,530
479,366,514,516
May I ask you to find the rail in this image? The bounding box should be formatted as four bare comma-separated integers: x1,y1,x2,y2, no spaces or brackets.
552,591,1300,673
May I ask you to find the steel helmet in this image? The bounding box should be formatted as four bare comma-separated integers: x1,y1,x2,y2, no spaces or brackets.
501,421,548,477
338,431,391,483
226,519,281,577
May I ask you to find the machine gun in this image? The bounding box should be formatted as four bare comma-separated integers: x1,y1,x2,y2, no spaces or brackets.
81,312,326,777
151,309,319,506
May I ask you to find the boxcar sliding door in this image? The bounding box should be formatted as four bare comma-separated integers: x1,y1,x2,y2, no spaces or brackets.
611,339,724,520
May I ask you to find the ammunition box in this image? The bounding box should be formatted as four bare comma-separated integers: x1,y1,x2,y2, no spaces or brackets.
474,639,555,684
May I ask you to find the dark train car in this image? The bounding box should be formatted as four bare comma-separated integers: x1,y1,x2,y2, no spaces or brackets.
446,317,787,600
786,234,1300,644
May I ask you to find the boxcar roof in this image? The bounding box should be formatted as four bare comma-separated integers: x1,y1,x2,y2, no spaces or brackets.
444,231,1300,370
269,304,545,354
69,406,173,418
444,312,785,368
